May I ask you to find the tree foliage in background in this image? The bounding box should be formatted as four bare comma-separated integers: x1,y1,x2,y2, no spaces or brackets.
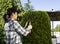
0,15,5,44
0,0,15,15
0,0,23,15
54,25,60,32
23,0,34,12
20,11,52,44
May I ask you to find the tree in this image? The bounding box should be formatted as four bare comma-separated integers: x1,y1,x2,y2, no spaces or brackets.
0,15,5,44
23,0,34,12
54,25,60,32
0,0,23,16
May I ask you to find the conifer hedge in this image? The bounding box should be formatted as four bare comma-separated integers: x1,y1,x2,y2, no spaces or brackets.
20,11,52,44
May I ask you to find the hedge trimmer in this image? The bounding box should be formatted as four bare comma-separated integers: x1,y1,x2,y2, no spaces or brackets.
24,14,32,28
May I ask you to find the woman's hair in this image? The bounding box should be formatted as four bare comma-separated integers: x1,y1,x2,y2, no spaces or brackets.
3,7,20,23
7,7,20,18
3,14,9,23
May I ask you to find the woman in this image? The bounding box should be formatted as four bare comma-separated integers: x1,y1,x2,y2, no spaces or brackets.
3,7,32,44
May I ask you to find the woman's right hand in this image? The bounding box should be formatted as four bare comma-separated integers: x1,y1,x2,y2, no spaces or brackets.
28,25,32,29
28,21,32,29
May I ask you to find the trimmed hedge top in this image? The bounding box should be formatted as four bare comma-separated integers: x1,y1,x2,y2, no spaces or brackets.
20,11,52,44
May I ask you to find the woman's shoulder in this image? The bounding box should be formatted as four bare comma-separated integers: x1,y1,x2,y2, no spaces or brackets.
13,20,18,23
5,19,14,26
13,20,19,25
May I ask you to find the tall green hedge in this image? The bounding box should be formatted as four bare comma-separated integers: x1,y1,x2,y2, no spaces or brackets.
20,11,52,44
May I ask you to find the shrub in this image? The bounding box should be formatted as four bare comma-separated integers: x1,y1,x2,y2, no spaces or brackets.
0,16,5,44
20,11,52,44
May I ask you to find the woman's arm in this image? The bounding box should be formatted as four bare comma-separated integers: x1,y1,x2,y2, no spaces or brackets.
13,21,32,36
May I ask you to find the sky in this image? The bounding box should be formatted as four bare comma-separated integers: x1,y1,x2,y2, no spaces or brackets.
21,0,60,11
21,0,60,29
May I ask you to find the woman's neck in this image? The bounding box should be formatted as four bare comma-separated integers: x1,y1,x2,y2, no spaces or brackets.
10,18,15,21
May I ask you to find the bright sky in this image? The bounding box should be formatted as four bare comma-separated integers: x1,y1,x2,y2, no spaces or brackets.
21,0,60,11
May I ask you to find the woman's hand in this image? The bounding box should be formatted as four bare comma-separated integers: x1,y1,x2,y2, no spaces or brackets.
28,21,32,34
28,25,32,29
28,21,32,29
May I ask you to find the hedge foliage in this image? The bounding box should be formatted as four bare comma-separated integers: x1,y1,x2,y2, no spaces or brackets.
20,11,52,44
0,16,5,44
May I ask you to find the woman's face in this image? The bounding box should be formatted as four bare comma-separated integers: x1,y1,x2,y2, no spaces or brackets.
12,12,18,20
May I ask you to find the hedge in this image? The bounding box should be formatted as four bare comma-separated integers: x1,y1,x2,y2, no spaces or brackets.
0,16,5,44
20,11,52,44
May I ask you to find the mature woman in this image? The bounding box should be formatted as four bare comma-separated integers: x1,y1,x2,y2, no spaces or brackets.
3,7,32,44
